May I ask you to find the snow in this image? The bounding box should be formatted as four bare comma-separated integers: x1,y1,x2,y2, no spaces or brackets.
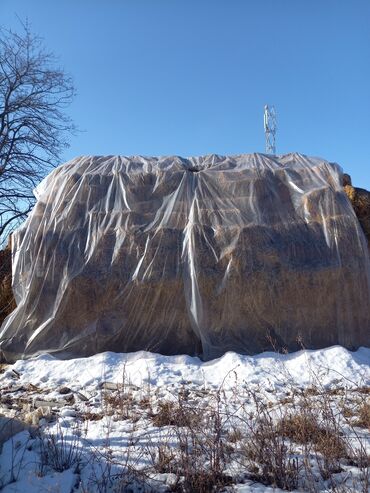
0,345,369,492
5,345,370,393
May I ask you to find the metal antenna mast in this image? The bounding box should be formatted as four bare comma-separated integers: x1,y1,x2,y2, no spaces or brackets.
264,104,277,154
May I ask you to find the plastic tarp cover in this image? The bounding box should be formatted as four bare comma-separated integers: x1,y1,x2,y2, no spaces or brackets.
0,153,369,362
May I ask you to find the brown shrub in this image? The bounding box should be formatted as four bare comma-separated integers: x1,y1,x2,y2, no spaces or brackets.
0,238,16,327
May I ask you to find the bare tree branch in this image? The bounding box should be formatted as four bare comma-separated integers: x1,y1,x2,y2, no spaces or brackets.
0,21,76,245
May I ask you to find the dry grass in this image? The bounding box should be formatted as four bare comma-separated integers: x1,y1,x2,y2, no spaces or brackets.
279,412,348,459
152,400,202,429
2,365,369,492
227,427,243,443
353,401,370,431
243,415,300,490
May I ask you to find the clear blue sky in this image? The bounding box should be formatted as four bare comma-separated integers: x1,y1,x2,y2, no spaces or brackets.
1,0,370,188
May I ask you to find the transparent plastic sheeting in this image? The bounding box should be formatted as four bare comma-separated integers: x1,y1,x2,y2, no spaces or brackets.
1,153,369,362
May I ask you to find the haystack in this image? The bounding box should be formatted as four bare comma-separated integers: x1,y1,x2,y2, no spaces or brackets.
0,153,369,362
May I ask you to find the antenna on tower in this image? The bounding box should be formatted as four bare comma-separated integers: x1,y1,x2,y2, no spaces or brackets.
264,105,277,154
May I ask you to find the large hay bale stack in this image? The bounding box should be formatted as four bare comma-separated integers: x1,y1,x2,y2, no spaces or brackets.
0,153,369,362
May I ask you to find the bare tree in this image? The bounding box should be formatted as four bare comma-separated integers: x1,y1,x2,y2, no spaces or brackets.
0,22,75,244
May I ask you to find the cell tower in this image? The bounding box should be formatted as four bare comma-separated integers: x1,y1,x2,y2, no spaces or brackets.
264,104,277,154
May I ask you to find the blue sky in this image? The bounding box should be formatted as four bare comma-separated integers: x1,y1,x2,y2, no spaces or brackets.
1,0,370,188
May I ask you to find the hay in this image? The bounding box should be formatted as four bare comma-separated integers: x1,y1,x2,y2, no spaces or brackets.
0,237,16,328
1,154,369,362
344,184,370,249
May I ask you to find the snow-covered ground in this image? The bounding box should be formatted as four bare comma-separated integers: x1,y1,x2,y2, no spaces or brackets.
0,345,369,492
